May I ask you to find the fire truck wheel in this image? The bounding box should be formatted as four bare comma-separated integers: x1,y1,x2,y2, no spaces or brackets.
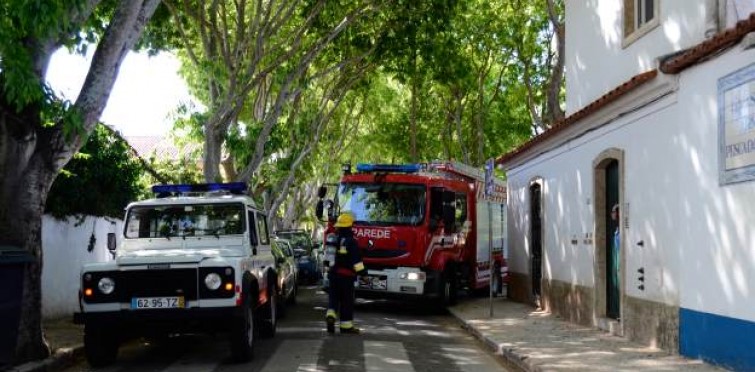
84,322,119,367
438,268,458,307
230,294,256,362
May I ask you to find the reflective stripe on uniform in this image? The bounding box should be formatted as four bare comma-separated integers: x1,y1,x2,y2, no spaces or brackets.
338,247,348,254
354,262,365,272
340,321,354,329
326,309,337,319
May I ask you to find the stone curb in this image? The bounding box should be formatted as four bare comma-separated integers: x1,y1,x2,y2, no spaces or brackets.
8,345,84,372
449,307,538,372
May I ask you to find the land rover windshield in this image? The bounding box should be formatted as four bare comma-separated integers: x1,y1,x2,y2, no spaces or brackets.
337,183,426,226
125,203,245,238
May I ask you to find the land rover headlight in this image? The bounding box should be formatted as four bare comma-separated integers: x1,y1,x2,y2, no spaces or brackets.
204,273,222,290
97,277,115,294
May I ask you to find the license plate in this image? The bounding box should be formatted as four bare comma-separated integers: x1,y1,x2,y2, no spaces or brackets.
358,276,387,290
131,296,184,309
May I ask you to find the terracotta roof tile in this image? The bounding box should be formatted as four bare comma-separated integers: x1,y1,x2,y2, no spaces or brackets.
497,12,755,167
496,70,658,166
125,136,199,161
661,13,755,74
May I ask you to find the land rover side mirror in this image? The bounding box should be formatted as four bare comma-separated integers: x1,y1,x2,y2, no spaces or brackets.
107,233,116,252
317,185,327,199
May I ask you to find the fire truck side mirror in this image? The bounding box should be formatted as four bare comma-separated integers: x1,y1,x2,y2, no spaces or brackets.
316,200,325,219
442,191,456,230
429,218,439,231
317,186,327,199
443,207,455,230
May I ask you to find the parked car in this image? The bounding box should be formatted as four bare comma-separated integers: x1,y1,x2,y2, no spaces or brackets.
272,239,298,316
274,230,321,284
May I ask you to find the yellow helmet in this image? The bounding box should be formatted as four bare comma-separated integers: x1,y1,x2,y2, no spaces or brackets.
334,212,355,227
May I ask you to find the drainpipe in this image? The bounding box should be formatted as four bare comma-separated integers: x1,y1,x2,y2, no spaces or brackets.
705,0,721,38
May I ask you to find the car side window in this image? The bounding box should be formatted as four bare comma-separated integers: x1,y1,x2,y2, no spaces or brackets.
248,210,258,246
256,213,270,245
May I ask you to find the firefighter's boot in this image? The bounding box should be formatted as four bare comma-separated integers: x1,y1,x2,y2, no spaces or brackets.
339,321,361,334
325,309,337,334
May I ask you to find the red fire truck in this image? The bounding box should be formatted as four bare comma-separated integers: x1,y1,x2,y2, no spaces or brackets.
315,161,507,305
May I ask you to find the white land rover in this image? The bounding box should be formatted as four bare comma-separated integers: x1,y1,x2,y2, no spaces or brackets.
73,183,279,366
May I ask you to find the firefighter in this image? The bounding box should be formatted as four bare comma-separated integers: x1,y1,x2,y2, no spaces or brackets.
325,212,366,334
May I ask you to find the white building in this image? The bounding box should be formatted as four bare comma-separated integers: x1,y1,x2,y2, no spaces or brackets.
498,1,755,370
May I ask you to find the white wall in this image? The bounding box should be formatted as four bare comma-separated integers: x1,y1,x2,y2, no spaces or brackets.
674,48,755,321
41,215,122,319
506,88,684,306
566,0,709,114
506,43,755,319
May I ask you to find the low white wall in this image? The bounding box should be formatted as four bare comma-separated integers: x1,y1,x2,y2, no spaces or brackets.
41,215,122,319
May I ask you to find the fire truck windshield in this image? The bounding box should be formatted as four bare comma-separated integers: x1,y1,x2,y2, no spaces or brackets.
124,203,245,239
337,183,426,226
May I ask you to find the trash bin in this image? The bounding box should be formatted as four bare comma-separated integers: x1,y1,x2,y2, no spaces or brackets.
0,245,34,368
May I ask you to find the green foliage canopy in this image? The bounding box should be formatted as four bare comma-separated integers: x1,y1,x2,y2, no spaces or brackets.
45,125,145,219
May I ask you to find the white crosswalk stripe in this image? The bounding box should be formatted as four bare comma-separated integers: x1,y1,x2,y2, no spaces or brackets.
364,341,414,372
260,340,325,372
441,345,506,372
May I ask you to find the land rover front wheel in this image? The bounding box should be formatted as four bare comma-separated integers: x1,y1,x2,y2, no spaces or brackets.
230,298,255,362
84,323,118,367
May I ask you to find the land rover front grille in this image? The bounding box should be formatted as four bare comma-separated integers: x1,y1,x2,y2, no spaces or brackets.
117,269,198,302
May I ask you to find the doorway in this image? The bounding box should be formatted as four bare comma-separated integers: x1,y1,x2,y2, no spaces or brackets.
529,182,543,307
605,160,620,319
593,148,624,324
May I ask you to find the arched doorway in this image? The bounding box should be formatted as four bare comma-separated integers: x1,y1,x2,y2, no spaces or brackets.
529,180,543,308
593,149,624,324
605,160,620,319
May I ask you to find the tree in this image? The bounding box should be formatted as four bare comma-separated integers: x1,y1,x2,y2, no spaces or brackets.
514,0,565,133
0,1,160,363
45,124,146,219
164,0,378,183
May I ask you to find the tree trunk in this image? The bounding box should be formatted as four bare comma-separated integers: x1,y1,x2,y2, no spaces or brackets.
410,74,418,163
203,124,224,182
0,1,159,364
545,0,565,125
0,115,57,363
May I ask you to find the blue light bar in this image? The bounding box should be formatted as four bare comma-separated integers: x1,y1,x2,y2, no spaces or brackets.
152,182,248,195
356,163,421,173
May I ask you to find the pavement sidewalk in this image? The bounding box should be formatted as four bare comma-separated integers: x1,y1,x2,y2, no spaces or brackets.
12,296,728,372
448,295,727,372
8,317,84,372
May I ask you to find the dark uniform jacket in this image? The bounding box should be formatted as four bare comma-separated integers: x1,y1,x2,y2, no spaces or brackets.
333,228,365,277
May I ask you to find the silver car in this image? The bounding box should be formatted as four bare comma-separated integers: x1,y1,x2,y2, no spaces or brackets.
272,238,298,316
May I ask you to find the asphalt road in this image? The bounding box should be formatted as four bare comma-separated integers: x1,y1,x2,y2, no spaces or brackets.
63,285,511,372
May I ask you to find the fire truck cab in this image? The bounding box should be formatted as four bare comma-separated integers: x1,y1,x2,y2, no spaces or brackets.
316,162,507,306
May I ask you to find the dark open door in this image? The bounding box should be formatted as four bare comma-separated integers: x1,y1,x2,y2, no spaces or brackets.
529,183,542,302
606,160,620,319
